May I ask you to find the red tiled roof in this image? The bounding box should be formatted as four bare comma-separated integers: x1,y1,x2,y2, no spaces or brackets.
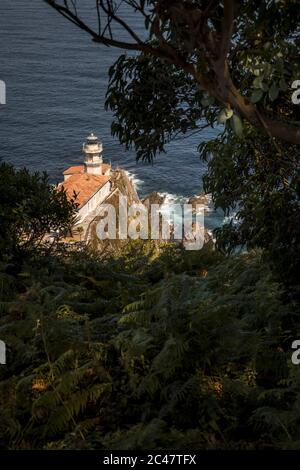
58,174,111,207
63,163,111,175
63,165,85,175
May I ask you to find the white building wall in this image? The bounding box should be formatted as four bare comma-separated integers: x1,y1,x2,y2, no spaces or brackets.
77,181,112,222
85,164,102,175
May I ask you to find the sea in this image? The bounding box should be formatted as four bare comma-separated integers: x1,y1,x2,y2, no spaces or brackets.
0,0,225,231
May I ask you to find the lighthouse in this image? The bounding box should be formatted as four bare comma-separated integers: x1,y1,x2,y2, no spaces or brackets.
83,132,103,175
59,132,112,223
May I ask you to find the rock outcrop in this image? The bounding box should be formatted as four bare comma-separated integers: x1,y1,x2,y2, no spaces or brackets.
110,169,140,205
142,192,165,208
83,169,141,253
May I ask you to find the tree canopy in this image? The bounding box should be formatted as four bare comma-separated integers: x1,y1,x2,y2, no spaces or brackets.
0,163,76,261
44,0,300,145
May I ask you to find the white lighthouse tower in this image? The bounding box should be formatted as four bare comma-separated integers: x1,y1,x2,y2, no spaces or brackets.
83,132,103,175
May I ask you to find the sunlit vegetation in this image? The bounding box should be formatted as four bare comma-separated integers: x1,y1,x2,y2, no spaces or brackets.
0,231,299,449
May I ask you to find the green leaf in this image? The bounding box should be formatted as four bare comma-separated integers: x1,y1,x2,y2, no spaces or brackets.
250,89,263,103
253,76,263,89
279,78,288,92
217,108,233,124
269,83,279,101
253,77,268,92
231,114,243,138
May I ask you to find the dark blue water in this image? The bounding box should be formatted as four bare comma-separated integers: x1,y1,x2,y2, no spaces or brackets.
0,0,223,229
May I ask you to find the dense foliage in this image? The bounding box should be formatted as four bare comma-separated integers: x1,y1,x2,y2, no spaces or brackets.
0,238,300,450
0,163,76,261
200,127,300,284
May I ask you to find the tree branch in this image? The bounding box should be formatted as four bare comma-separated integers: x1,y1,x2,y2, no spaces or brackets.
43,0,300,145
43,0,143,50
99,0,143,44
218,0,235,65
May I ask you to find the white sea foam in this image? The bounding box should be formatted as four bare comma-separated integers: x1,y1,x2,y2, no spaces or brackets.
189,193,213,214
155,192,216,224
124,170,144,190
157,192,189,204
